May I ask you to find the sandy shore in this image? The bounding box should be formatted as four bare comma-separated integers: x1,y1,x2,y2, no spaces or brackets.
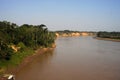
94,37,120,42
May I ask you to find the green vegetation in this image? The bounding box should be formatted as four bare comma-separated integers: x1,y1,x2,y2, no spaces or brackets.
0,21,56,73
97,31,120,39
0,48,34,73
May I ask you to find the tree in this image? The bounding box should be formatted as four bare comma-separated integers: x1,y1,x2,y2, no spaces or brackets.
0,40,13,60
0,21,56,60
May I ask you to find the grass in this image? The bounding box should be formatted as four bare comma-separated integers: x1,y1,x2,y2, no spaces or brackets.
0,47,35,74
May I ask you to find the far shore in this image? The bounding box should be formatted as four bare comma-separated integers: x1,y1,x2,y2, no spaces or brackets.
94,37,120,42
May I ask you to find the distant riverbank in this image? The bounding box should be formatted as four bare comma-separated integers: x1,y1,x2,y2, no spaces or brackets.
94,37,120,42
55,30,96,37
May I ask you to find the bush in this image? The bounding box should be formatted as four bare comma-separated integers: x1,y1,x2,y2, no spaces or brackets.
17,42,26,51
0,41,13,60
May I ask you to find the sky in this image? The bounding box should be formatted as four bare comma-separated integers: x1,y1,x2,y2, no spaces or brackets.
0,0,120,31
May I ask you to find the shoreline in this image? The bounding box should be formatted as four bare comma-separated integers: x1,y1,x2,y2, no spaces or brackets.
0,47,55,79
94,37,120,42
9,48,54,74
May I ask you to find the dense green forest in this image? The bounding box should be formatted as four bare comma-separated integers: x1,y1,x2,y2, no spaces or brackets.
0,21,56,61
97,31,120,39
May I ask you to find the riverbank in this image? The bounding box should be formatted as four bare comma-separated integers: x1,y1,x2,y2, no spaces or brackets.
0,48,34,75
55,32,96,37
13,48,54,74
0,47,55,79
94,37,120,42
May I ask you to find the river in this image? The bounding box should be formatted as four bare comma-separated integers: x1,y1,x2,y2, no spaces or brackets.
16,37,120,80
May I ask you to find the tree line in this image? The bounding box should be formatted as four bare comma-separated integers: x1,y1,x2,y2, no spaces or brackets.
0,21,56,60
97,31,120,39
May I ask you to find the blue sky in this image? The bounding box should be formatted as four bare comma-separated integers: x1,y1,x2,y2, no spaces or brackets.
0,0,120,31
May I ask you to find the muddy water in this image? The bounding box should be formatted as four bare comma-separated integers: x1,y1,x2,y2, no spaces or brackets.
16,37,120,80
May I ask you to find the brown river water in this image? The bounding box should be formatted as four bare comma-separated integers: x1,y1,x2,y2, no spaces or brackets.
16,37,120,80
